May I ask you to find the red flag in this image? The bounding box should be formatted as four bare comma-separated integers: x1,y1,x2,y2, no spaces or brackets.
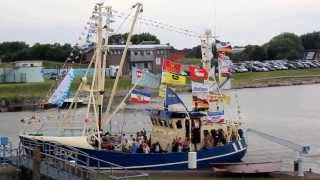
189,66,208,80
162,59,182,74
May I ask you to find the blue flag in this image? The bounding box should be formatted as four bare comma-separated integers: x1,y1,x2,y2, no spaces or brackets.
48,69,75,107
165,87,188,111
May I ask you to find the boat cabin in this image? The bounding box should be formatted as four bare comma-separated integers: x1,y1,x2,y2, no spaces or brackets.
149,109,242,152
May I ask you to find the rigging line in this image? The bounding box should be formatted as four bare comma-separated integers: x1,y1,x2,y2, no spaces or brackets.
114,9,133,33
113,15,200,38
112,10,201,36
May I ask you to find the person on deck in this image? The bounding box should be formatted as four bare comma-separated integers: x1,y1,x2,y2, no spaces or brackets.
211,129,219,146
142,143,150,154
203,131,212,149
130,138,139,153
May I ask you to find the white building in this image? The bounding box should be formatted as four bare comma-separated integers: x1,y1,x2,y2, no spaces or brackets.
14,60,43,68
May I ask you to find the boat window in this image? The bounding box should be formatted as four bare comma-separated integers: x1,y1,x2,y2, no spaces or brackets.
169,121,173,128
176,120,182,129
160,120,164,127
203,130,209,136
164,121,169,127
154,118,159,126
150,117,156,126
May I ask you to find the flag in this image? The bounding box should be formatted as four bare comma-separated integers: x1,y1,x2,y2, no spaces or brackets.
216,40,232,53
131,67,160,89
128,90,151,104
220,59,232,77
165,87,188,111
206,111,225,123
161,72,186,85
192,96,209,110
48,69,76,107
162,59,182,74
159,83,167,98
191,81,209,93
189,66,208,80
208,93,231,105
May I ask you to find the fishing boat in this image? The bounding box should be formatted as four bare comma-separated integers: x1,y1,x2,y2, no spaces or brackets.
20,2,247,170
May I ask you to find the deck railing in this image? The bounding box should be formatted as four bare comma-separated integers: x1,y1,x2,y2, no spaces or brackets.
19,137,148,179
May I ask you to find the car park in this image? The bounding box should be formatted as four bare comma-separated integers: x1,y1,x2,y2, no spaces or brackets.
231,59,320,74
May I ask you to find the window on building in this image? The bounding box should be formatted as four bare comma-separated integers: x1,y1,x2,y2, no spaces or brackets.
134,51,138,56
146,51,151,55
140,51,144,56
144,63,148,68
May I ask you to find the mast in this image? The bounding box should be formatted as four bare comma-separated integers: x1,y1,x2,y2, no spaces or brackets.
103,3,143,130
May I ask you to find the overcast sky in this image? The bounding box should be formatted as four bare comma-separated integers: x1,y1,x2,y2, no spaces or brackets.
1,0,319,49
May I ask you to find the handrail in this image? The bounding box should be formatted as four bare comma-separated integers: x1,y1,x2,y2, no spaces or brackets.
19,137,148,179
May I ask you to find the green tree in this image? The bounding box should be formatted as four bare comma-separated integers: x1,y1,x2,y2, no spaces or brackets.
243,45,266,60
265,32,304,60
301,31,320,50
109,32,160,45
0,42,75,62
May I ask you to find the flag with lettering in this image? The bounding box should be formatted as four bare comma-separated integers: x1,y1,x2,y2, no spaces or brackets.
162,59,182,74
161,72,186,85
189,66,208,80
48,69,76,107
216,40,232,53
191,81,210,93
207,111,225,123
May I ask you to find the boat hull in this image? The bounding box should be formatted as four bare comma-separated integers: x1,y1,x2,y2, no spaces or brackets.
20,136,247,170
78,139,247,170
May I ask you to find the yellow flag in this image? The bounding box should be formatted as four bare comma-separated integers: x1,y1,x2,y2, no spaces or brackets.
159,84,167,98
159,84,176,98
222,95,231,105
161,72,186,85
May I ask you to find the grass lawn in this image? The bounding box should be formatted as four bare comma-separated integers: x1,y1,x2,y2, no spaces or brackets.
1,68,320,102
0,77,133,102
0,80,55,101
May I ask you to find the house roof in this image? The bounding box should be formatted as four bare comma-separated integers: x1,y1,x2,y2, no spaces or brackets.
108,44,172,50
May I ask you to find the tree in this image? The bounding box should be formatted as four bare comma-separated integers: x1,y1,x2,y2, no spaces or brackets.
183,45,202,58
109,32,160,45
264,32,304,60
0,42,75,62
243,45,267,60
301,31,320,50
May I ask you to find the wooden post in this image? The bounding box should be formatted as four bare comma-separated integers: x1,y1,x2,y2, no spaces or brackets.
32,148,41,180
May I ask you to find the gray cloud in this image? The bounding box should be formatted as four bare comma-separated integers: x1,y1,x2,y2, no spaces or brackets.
0,0,319,49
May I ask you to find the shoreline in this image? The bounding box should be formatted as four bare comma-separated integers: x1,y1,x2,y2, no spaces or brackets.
1,76,320,112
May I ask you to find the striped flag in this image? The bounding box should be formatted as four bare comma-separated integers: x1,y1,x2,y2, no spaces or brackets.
128,90,151,104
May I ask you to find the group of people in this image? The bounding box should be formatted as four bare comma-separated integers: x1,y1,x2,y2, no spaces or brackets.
203,128,243,149
118,129,163,154
171,137,190,152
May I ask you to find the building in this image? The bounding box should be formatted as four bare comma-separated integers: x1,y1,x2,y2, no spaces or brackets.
0,61,44,83
304,49,320,60
14,60,43,68
83,44,173,75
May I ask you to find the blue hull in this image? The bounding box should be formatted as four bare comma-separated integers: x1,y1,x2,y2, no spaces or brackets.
78,139,247,170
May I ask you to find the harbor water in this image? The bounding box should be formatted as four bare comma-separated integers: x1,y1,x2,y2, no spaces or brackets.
1,84,320,172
